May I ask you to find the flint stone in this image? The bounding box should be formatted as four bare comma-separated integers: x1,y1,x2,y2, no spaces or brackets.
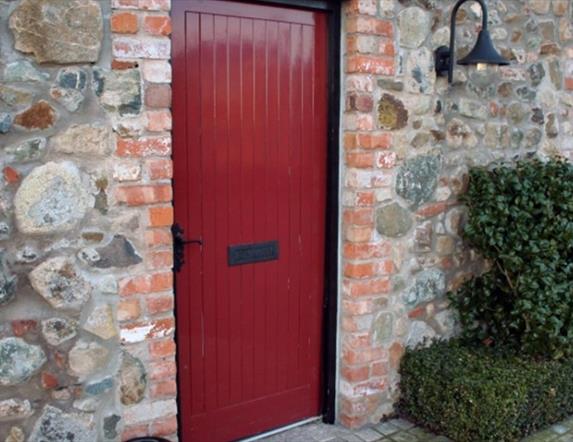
546,113,559,138
87,235,142,269
403,269,446,307
28,405,96,442
4,137,46,163
526,128,543,147
0,399,32,422
0,263,17,306
9,0,103,64
396,155,441,207
399,7,430,48
528,63,545,87
14,162,91,234
0,113,12,134
50,67,88,112
93,68,142,116
459,98,487,120
407,321,436,347
103,414,121,440
85,377,113,396
52,124,112,156
29,257,91,311
4,61,48,83
83,304,117,340
404,48,435,94
41,317,78,346
378,93,408,130
119,352,147,405
68,340,109,379
376,203,412,238
0,85,33,107
0,337,46,386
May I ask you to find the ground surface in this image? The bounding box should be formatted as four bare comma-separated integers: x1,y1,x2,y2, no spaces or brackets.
256,416,573,442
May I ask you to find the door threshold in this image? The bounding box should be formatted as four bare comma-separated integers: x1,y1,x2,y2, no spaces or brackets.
239,416,322,441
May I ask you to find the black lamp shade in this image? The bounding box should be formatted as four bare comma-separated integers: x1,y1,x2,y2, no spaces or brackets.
457,29,509,66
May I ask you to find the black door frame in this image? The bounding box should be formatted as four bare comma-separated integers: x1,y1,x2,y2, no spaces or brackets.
171,0,342,432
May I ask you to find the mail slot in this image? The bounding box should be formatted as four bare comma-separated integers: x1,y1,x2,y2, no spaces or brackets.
228,241,279,266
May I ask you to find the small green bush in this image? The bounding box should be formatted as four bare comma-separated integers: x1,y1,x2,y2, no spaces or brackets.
398,340,573,442
448,159,573,358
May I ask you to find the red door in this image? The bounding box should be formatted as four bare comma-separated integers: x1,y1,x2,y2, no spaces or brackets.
172,1,328,440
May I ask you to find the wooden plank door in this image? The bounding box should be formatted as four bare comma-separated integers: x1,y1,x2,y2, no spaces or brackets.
172,1,328,440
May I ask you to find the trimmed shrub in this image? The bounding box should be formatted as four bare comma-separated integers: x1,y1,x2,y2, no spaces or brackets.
398,340,573,442
448,159,573,359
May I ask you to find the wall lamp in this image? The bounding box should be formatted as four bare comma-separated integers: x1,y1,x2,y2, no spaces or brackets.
435,0,509,83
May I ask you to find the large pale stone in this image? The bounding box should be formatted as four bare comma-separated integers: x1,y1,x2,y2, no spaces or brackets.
119,352,147,405
41,317,78,346
9,0,103,64
93,68,142,116
83,304,117,340
396,155,441,207
14,162,91,234
68,340,109,379
0,399,33,422
52,124,113,156
398,7,430,48
0,337,46,386
29,257,92,311
29,406,97,442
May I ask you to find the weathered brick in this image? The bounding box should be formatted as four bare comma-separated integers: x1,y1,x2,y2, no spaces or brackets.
117,136,171,157
121,317,175,344
146,158,173,179
118,298,141,322
144,15,172,36
150,414,178,437
146,109,172,132
149,339,176,359
115,185,172,206
147,250,173,270
113,36,171,59
347,55,395,75
119,271,173,296
346,16,393,37
146,294,174,316
111,12,138,34
148,206,174,227
145,228,173,247
150,379,177,398
145,83,172,108
142,60,172,83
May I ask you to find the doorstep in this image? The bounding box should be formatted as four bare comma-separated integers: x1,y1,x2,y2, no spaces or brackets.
256,415,573,442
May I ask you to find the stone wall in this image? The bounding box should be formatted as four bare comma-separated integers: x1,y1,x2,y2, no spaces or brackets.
0,0,176,440
339,0,573,427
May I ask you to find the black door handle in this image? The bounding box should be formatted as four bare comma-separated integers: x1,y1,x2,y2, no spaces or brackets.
172,223,202,272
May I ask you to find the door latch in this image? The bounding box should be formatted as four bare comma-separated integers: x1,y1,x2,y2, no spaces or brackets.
172,223,202,272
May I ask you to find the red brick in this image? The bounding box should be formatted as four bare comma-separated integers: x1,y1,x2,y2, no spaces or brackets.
111,12,138,34
344,332,371,349
343,208,373,226
146,294,174,315
566,77,573,90
344,132,392,150
146,109,172,132
119,271,173,296
370,360,388,376
145,84,172,108
146,158,173,180
149,360,177,381
379,39,395,56
116,136,171,157
118,299,141,322
345,225,372,242
389,342,405,369
146,228,173,247
115,185,172,206
345,0,377,15
150,415,178,437
151,379,177,398
346,93,374,112
341,365,370,382
148,250,173,270
144,15,172,36
111,59,139,70
342,347,386,365
121,424,148,442
344,262,377,279
416,201,450,218
149,339,176,359
149,206,174,227
345,152,374,168
343,277,391,296
340,413,367,429
343,242,391,259
347,55,394,75
346,16,393,37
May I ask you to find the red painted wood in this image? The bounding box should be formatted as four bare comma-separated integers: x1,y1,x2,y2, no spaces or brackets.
173,2,328,441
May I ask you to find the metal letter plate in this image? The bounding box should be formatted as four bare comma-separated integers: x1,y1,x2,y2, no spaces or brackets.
228,241,279,266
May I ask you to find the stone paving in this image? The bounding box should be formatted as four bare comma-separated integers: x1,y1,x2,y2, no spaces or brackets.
257,416,573,442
